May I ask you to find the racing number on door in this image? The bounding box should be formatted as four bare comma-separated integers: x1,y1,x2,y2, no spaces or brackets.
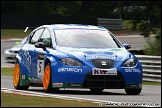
39,62,42,73
37,53,44,78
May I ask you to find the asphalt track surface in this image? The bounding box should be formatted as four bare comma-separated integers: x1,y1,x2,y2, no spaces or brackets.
1,36,161,107
1,76,161,107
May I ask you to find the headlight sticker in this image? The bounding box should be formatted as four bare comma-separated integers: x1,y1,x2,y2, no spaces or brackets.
122,58,137,67
60,58,82,66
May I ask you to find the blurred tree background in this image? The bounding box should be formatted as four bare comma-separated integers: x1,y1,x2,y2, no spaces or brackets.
1,1,161,55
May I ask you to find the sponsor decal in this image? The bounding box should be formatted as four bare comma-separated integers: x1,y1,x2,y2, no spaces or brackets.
127,84,142,88
125,68,141,73
86,56,118,60
19,50,31,73
56,30,106,34
28,77,41,82
53,83,63,87
109,49,121,51
109,48,127,52
92,68,117,75
22,75,25,79
67,83,81,87
28,77,32,80
127,84,137,87
58,68,82,73
32,77,35,81
84,51,114,55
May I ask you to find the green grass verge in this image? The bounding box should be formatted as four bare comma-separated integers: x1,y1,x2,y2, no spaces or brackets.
122,20,133,30
122,20,141,31
1,67,14,76
1,92,99,107
1,27,141,39
1,67,161,86
142,81,161,86
1,29,32,39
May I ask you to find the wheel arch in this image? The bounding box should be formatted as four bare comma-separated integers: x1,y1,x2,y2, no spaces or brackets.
45,58,51,67
14,58,29,88
16,54,22,64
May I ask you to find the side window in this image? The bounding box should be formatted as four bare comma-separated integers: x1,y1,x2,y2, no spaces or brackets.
39,28,52,47
30,28,44,44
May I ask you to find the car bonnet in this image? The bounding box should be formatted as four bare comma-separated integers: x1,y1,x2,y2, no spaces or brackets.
56,47,131,62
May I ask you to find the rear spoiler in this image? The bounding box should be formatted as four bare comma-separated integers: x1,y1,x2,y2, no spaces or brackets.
24,27,36,32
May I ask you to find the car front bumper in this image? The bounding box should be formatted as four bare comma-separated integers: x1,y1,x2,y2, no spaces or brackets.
51,61,142,89
5,50,17,62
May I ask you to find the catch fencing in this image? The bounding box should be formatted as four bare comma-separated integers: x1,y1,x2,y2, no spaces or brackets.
136,55,161,82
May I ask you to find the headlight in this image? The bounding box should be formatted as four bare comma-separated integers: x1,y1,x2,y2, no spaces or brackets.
122,58,137,67
9,50,18,53
60,58,82,66
9,50,14,53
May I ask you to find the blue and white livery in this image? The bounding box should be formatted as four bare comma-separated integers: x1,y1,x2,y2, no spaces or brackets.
13,24,142,95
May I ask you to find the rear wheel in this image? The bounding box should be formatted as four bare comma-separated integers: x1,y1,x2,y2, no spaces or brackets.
43,63,59,93
125,88,142,95
13,61,29,90
90,88,104,93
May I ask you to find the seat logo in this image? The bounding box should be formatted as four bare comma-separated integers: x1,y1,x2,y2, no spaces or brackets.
101,61,106,65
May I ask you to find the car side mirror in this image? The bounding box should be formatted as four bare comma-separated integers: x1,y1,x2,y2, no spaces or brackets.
123,43,131,49
35,42,46,51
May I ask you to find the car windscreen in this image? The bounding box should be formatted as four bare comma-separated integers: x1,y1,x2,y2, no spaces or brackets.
54,29,121,48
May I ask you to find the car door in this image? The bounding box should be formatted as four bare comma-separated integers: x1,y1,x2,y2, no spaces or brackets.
35,28,52,79
28,28,44,77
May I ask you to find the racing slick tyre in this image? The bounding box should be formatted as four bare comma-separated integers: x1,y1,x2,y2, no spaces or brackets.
90,88,104,93
125,88,142,95
43,63,59,93
13,61,29,90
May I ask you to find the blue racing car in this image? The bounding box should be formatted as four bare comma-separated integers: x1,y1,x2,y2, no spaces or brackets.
13,24,142,95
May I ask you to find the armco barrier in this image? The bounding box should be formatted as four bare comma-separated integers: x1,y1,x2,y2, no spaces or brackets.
136,55,161,82
97,18,123,30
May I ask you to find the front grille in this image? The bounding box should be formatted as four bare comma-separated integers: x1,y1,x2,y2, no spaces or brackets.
92,59,114,69
82,71,125,89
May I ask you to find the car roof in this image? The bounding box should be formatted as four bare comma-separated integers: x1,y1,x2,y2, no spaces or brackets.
41,24,107,30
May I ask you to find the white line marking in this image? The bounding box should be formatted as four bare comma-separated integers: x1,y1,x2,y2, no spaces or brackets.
1,87,117,103
2,87,160,107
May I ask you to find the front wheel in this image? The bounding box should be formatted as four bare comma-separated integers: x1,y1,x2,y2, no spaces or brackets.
125,88,142,95
43,63,59,93
13,61,29,90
